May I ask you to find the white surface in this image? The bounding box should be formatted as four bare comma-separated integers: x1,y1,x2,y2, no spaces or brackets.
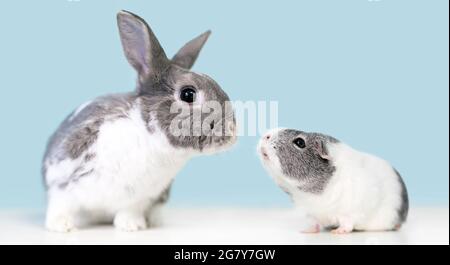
0,207,448,245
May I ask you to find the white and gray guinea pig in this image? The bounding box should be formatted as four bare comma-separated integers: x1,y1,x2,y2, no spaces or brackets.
258,128,408,234
42,11,236,232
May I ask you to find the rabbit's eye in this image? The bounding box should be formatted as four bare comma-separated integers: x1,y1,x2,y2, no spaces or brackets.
293,138,306,149
180,86,197,103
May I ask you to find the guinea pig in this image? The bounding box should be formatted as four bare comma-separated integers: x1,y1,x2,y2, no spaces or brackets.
257,128,408,234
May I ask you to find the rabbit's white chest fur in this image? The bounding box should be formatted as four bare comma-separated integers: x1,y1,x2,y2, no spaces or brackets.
47,104,192,217
289,143,403,231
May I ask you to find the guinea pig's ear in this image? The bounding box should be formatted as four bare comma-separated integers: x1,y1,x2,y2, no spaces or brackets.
117,10,169,81
172,30,211,69
313,140,331,161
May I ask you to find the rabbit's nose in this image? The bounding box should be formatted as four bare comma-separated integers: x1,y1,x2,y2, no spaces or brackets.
226,121,236,136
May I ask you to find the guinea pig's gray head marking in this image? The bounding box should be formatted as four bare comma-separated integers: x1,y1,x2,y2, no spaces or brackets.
117,10,236,153
264,129,339,194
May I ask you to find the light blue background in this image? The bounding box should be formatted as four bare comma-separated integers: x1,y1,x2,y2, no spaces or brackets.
0,0,448,209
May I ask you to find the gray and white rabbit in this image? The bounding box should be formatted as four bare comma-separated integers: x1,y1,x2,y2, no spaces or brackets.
42,10,236,232
258,128,408,234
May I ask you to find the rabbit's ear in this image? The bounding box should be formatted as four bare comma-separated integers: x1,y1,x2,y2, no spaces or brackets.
172,30,211,69
117,10,169,80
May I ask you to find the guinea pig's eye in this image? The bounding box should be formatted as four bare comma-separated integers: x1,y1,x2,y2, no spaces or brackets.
180,86,197,103
293,138,306,149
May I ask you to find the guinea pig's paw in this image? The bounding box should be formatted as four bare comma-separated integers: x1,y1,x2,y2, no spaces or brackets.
331,226,353,234
300,224,321,234
46,215,76,233
113,212,148,232
331,218,354,234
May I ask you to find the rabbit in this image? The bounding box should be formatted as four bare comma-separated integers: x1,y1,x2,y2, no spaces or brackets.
257,128,408,234
42,10,237,232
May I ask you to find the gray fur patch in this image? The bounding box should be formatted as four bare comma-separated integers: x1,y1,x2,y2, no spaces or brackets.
44,93,136,162
84,153,96,162
394,168,409,225
274,129,338,194
63,118,103,159
58,167,94,189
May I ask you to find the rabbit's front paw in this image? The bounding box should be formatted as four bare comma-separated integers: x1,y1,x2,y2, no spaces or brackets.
46,215,76,233
114,212,147,232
